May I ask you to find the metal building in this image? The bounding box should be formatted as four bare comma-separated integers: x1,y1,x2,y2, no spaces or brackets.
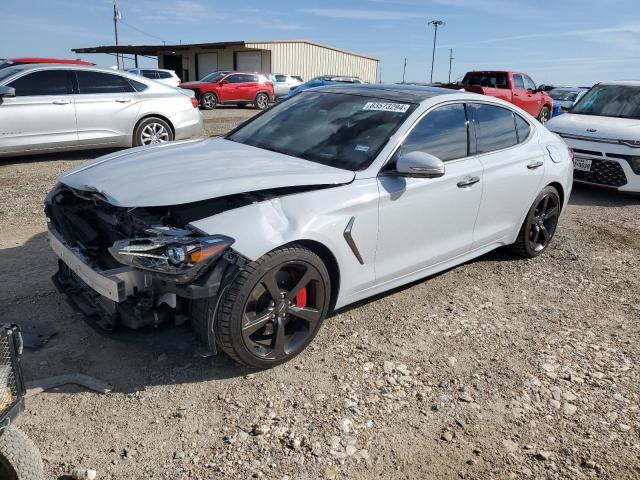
73,40,379,83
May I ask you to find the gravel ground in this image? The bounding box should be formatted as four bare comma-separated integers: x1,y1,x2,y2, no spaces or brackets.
0,107,639,480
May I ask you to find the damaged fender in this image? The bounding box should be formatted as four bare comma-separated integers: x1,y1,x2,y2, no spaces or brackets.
189,178,380,308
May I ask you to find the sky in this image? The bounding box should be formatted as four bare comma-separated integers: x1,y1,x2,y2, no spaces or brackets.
1,0,639,86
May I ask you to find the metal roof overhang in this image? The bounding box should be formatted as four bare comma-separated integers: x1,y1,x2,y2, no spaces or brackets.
72,41,247,56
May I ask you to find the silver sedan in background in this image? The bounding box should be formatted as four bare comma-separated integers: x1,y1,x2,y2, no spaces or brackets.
0,64,203,158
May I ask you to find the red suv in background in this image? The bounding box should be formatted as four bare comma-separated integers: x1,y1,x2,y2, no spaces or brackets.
180,71,274,110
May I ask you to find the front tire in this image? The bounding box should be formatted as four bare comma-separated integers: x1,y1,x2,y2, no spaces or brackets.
200,92,217,110
0,426,44,480
538,105,551,124
511,185,561,258
133,117,173,147
254,92,270,110
213,245,331,368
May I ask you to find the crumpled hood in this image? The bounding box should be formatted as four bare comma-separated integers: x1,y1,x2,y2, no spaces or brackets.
547,113,640,139
59,138,355,207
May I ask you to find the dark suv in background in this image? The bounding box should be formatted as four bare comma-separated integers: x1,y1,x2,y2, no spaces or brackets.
180,71,274,110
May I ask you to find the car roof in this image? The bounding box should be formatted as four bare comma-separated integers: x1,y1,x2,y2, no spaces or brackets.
596,80,640,87
550,87,585,92
305,83,461,102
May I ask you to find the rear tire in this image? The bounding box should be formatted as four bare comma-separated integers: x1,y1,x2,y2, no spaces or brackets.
200,92,217,110
0,426,44,480
133,117,173,147
254,92,270,110
511,186,561,258
207,245,331,369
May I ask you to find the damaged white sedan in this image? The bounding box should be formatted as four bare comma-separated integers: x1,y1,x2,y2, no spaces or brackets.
46,85,573,368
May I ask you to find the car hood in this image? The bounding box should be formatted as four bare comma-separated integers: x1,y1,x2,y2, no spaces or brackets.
59,138,355,208
547,113,640,139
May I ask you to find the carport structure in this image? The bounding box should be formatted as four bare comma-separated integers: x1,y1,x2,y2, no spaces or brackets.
73,40,379,84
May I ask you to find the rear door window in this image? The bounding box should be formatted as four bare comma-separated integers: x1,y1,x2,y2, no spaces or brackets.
7,70,71,96
469,103,518,153
75,71,136,94
398,103,469,162
141,70,160,79
275,75,287,82
157,71,172,79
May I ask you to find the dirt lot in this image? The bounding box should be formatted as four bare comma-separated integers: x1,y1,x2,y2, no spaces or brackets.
1,107,639,480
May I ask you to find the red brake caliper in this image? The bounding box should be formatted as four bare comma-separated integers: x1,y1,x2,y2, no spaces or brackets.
295,287,307,308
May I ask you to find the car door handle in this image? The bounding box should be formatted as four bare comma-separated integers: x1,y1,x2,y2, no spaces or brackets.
52,99,70,105
527,160,544,169
457,176,480,188
115,98,131,103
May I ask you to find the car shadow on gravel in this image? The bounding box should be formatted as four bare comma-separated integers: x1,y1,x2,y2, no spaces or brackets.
569,183,639,207
0,148,121,167
0,232,251,394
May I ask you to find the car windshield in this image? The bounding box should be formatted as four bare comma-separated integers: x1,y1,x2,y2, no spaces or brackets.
201,71,227,82
549,89,580,102
571,84,640,119
227,91,417,171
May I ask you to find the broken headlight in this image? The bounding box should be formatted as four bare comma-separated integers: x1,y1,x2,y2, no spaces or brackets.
109,234,234,282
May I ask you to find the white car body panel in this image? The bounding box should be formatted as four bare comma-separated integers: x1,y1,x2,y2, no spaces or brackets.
547,112,640,192
54,89,573,312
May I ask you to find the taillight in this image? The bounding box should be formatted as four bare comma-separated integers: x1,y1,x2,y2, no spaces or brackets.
191,97,198,108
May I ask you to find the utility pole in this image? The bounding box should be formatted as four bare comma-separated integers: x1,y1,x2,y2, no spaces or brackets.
113,0,122,69
428,20,445,84
448,48,454,83
402,57,407,83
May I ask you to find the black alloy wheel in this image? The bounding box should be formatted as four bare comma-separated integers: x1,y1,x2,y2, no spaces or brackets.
512,185,561,258
212,245,331,368
241,260,326,360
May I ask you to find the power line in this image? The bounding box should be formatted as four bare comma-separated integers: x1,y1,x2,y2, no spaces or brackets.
120,20,168,44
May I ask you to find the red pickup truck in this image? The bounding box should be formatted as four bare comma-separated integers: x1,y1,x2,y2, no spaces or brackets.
443,71,553,123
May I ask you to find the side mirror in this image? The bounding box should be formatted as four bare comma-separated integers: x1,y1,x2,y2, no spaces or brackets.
219,80,228,86
395,151,445,178
0,86,15,98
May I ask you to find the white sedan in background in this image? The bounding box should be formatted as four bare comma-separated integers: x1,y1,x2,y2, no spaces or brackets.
46,85,573,368
126,68,181,87
0,64,202,158
547,81,640,192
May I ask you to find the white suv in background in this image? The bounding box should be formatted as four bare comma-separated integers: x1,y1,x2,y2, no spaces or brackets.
127,68,181,87
547,81,640,192
268,73,303,99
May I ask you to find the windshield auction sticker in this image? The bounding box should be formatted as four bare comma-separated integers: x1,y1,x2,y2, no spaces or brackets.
363,102,411,113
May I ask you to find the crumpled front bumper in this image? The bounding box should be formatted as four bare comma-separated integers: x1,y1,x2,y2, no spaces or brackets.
48,225,246,332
